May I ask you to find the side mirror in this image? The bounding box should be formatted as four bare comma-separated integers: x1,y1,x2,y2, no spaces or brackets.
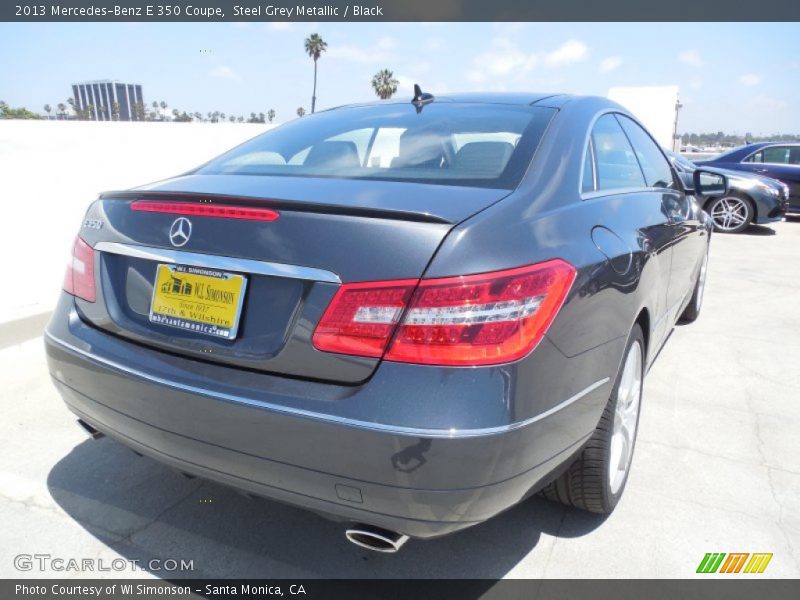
692,169,728,198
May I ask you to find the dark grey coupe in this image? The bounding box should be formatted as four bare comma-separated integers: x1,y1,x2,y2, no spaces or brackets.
46,92,724,552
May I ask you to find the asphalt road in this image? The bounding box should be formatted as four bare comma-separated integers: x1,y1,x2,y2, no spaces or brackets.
1,220,798,579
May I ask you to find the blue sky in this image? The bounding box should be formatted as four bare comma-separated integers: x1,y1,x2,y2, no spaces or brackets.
1,22,798,133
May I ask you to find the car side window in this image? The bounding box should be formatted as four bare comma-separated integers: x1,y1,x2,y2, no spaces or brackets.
762,146,790,164
746,146,791,164
591,114,645,192
616,115,675,189
744,150,763,163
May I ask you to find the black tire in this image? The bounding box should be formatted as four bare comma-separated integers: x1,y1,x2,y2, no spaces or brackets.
705,193,753,234
540,324,645,514
679,244,709,324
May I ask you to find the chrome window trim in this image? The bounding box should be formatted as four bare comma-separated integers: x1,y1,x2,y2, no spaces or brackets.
95,241,341,284
45,330,609,439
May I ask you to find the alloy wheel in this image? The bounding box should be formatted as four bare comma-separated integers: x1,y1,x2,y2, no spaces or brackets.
608,340,643,494
710,196,749,232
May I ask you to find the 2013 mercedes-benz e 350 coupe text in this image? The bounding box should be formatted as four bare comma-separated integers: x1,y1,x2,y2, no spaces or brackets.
46,91,725,553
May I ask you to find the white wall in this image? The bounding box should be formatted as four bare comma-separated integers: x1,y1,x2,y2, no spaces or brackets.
0,120,274,323
607,86,680,149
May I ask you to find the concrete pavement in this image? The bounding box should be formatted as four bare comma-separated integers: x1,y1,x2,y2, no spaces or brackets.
1,221,798,579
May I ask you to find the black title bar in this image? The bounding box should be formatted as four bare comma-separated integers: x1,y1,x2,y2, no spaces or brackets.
4,0,800,22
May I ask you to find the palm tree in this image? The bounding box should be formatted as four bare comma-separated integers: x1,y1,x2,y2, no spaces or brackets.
135,102,146,121
303,33,327,113
57,103,66,119
296,107,306,118
111,102,120,121
229,115,235,123
68,97,87,120
98,105,107,121
43,104,52,119
86,104,95,120
267,109,276,123
220,112,226,121
371,69,399,100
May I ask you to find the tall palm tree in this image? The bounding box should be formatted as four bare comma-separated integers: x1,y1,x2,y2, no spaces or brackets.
43,104,52,119
267,109,276,123
371,69,399,100
303,33,327,113
111,102,120,121
57,103,66,119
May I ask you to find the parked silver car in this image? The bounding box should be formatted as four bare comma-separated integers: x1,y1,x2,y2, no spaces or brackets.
667,151,788,233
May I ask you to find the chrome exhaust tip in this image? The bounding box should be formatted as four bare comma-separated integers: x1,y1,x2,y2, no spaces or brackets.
345,525,409,553
77,419,104,440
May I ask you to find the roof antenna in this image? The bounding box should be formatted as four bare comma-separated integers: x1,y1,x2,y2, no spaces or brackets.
411,84,434,113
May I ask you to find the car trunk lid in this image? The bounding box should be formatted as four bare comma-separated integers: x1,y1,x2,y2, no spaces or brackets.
75,175,511,383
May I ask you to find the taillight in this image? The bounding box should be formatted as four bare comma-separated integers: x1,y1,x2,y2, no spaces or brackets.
63,236,96,302
312,260,576,366
312,280,418,357
130,200,279,221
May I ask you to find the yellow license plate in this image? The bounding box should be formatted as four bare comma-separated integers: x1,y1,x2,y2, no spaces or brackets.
149,264,247,339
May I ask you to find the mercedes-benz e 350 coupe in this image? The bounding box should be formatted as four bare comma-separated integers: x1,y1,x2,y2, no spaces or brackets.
46,92,724,553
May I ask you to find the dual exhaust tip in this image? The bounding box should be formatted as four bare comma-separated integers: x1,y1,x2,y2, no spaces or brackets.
345,525,409,553
77,419,408,553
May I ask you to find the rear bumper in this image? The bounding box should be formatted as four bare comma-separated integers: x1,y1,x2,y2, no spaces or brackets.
45,294,610,539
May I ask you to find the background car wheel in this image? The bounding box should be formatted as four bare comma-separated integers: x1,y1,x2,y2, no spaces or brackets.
679,244,709,324
706,193,753,234
540,324,644,514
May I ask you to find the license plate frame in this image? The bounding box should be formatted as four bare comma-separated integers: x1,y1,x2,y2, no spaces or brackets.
148,263,247,340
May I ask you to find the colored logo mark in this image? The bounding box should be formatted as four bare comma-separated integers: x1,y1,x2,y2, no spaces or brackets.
696,553,773,574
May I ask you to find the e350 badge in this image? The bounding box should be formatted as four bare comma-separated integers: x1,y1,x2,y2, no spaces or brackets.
83,219,103,230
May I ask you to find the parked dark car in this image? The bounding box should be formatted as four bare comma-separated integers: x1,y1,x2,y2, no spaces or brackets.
45,93,725,553
696,142,800,216
667,150,788,233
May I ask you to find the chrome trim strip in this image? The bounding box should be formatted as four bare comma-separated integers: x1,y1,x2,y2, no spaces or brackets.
45,330,609,439
95,242,341,284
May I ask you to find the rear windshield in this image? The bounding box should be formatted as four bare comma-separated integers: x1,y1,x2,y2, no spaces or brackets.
197,103,556,189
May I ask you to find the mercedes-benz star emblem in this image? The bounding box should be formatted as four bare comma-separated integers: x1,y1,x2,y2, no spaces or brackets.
169,217,192,247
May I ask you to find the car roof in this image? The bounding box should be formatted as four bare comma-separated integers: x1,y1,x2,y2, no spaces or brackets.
711,141,800,161
324,92,586,112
